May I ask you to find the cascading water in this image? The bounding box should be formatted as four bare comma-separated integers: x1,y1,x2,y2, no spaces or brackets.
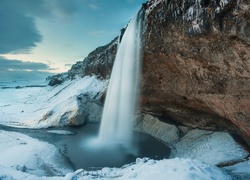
99,10,143,148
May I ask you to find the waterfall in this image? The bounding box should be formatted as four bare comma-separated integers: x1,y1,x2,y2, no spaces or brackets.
99,10,143,148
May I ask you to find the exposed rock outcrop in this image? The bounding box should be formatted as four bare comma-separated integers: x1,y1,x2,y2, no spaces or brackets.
76,93,103,124
141,0,250,143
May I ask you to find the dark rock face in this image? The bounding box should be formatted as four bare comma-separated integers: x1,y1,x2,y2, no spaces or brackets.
47,37,118,85
83,37,118,79
141,0,250,143
46,73,68,86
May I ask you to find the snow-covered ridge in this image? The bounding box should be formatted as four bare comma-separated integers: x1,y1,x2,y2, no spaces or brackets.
0,76,105,128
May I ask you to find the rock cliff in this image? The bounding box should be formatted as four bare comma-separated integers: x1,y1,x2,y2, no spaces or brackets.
47,37,118,86
48,0,250,144
141,0,250,144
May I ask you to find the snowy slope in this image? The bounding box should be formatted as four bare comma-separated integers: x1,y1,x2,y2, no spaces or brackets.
0,130,73,177
0,76,105,128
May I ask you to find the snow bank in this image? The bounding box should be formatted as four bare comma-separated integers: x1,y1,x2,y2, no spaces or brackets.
0,130,245,180
68,158,231,180
0,165,64,180
171,129,249,165
224,160,250,179
0,76,105,128
47,130,75,135
0,130,73,177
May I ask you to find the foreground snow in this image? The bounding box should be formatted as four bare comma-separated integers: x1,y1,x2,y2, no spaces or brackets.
1,130,247,180
171,129,249,165
0,130,72,178
0,76,105,128
0,130,235,180
66,158,231,180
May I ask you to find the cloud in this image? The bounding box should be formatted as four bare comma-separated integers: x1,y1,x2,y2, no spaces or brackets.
0,57,55,71
0,57,55,81
0,0,87,54
0,1,42,54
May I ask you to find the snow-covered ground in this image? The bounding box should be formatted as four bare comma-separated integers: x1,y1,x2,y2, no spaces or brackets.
171,129,249,165
0,130,72,179
0,76,249,179
67,158,232,180
0,130,233,180
0,76,105,128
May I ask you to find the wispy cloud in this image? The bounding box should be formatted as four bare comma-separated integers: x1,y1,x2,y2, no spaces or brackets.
0,1,42,54
0,57,55,71
0,0,90,54
0,56,55,81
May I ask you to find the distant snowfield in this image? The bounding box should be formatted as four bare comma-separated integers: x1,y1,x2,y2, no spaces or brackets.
0,76,249,179
0,76,105,128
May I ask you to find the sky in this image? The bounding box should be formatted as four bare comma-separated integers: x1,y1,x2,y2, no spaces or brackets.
0,0,145,81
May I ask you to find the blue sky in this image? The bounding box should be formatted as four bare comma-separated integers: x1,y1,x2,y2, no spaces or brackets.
0,0,145,81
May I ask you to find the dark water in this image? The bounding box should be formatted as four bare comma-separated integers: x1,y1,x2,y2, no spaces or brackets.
0,124,170,170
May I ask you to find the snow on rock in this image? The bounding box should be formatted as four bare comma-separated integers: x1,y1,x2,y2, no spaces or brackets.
224,160,250,179
47,130,75,135
0,165,64,180
72,158,231,180
134,113,179,144
171,129,249,165
145,0,163,16
0,76,105,128
0,130,73,177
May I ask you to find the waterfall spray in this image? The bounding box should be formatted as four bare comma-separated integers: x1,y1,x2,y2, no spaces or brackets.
99,10,143,148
